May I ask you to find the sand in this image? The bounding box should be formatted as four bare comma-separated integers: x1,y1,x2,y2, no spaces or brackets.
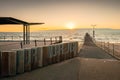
0,41,54,51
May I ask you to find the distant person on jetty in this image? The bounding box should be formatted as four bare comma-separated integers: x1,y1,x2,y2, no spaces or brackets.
84,33,95,46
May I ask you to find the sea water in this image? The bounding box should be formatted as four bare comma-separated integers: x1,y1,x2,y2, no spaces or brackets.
0,29,120,43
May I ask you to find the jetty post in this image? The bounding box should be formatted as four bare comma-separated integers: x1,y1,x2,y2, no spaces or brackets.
35,40,37,47
108,42,110,53
113,44,114,56
44,38,46,45
50,37,52,44
91,24,96,38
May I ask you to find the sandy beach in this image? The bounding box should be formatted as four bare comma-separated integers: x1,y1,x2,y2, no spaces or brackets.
0,41,54,51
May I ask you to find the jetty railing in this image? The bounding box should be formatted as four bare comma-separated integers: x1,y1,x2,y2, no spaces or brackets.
95,41,120,60
0,36,62,42
0,36,63,51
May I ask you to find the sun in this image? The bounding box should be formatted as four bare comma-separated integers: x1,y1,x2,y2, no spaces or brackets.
66,22,75,29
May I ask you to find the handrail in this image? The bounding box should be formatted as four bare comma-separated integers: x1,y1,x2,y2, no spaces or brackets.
0,36,63,50
0,36,62,41
95,41,120,60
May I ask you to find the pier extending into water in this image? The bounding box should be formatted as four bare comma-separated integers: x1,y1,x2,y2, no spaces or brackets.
79,33,115,59
0,33,120,80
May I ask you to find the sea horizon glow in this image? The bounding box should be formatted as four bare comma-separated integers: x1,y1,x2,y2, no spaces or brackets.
0,29,120,43
66,22,75,29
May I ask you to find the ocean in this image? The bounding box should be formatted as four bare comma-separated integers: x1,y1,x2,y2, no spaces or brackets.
0,29,120,43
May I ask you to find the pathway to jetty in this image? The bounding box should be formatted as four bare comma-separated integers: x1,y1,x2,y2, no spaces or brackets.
1,33,120,80
1,58,120,80
79,33,115,59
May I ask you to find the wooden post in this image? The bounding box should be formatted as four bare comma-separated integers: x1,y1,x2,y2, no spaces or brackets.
44,38,46,45
108,42,109,53
50,37,52,45
58,36,60,43
55,37,57,43
4,36,5,41
104,42,105,50
35,40,37,47
20,41,23,49
59,36,62,43
11,36,13,41
61,36,62,42
113,44,114,56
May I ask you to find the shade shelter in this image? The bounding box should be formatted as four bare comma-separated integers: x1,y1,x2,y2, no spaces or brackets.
0,17,44,44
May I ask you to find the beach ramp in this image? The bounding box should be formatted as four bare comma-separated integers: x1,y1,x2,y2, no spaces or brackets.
78,58,120,80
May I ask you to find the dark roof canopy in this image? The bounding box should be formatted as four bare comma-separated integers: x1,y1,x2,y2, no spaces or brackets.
0,17,44,44
0,17,44,25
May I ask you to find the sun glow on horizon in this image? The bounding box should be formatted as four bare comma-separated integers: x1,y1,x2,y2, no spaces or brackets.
66,22,75,29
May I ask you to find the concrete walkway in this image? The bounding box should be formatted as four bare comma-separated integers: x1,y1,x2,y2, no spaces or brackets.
78,58,120,80
79,33,115,59
1,57,120,80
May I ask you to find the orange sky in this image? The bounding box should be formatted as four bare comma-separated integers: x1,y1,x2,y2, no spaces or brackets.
0,0,120,32
0,24,119,32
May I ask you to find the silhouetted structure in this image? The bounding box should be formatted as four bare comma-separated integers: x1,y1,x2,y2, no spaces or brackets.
91,25,96,38
84,33,95,46
0,17,44,44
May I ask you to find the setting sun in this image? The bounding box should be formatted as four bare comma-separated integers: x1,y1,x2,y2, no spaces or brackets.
66,22,75,29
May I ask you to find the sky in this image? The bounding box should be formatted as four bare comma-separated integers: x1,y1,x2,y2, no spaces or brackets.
0,0,120,32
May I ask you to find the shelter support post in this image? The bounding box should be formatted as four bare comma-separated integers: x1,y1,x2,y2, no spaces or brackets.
25,25,30,44
23,25,26,44
23,24,30,44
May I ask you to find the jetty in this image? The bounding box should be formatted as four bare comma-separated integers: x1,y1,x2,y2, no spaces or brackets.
79,33,115,59
1,33,120,80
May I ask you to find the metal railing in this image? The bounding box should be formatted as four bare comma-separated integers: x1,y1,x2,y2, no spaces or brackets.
0,36,63,51
0,36,22,41
95,41,120,60
0,36,63,41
